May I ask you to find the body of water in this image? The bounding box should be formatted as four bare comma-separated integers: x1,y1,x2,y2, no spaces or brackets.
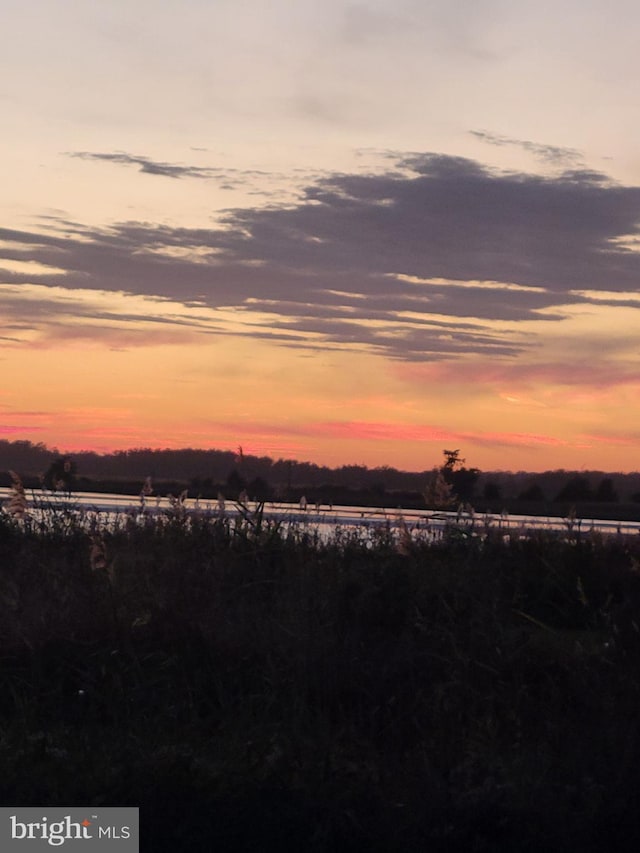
2,487,640,538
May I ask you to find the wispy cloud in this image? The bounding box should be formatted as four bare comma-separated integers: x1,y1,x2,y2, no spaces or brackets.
188,417,573,453
469,130,584,166
0,425,43,434
66,151,221,180
395,358,640,392
64,151,285,195
325,421,568,448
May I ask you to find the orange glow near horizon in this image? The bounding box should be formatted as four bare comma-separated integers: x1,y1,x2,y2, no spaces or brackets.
2,295,639,473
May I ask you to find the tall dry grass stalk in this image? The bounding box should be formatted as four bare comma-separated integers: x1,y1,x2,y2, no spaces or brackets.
167,489,189,518
89,534,108,572
4,470,28,518
89,532,116,583
139,476,154,510
423,469,455,509
395,514,413,555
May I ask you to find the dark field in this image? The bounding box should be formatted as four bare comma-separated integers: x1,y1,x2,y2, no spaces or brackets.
1,507,640,852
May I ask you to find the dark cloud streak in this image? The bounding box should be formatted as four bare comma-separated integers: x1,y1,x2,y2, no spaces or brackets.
67,151,219,179
3,152,640,361
469,130,584,166
65,151,277,189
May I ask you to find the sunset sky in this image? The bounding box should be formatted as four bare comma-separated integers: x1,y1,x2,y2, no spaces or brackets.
2,0,640,473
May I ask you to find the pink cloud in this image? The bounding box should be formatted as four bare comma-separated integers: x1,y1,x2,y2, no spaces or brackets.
316,422,453,442
577,432,640,447
463,430,568,448
195,418,571,452
267,420,571,450
0,425,44,434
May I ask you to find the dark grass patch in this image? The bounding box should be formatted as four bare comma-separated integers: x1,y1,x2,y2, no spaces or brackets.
1,510,640,851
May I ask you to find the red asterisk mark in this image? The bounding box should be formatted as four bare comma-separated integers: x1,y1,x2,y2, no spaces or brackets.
82,820,92,827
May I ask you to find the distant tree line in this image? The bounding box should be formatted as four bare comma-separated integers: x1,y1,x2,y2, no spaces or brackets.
1,439,640,510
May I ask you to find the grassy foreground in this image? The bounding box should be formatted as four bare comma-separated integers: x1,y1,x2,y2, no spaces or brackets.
1,508,640,851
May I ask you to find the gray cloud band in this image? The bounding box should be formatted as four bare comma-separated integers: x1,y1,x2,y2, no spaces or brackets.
1,153,639,361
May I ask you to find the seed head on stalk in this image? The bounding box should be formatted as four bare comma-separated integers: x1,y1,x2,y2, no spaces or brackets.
4,470,28,519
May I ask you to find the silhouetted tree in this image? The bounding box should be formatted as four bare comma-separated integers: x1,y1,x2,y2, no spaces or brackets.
425,450,480,507
518,483,546,502
483,481,502,502
248,476,271,501
43,456,76,493
440,449,480,503
226,469,247,498
423,469,455,509
554,475,592,503
442,449,464,472
594,477,618,503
